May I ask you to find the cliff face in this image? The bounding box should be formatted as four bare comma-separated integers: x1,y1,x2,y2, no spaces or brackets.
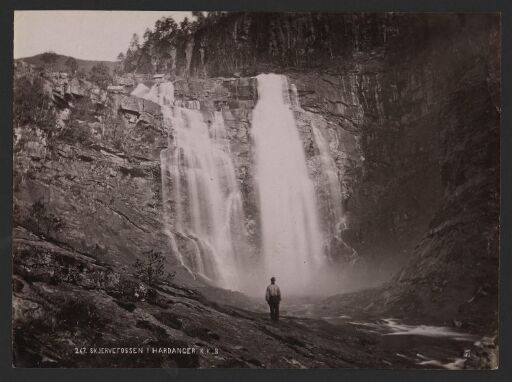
184,13,500,295
174,12,499,328
13,12,500,349
183,14,449,269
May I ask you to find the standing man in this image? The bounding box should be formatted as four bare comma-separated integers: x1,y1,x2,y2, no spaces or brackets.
265,277,281,321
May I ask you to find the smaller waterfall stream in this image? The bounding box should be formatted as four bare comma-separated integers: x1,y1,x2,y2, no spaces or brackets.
147,81,247,290
289,79,357,266
312,125,344,231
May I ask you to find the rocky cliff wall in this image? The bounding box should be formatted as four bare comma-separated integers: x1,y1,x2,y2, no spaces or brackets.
180,13,500,289
179,14,447,266
152,12,500,319
13,75,170,269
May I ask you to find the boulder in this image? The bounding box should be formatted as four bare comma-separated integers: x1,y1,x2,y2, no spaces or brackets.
142,99,161,116
68,78,86,97
119,96,143,115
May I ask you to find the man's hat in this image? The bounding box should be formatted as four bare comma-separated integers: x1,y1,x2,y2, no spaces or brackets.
270,276,276,281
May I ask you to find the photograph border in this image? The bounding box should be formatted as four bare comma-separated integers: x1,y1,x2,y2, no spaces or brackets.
1,0,510,381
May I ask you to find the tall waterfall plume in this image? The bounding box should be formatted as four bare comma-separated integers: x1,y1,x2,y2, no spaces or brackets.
251,73,325,293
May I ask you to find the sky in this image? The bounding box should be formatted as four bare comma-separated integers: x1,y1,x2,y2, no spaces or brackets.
14,11,193,61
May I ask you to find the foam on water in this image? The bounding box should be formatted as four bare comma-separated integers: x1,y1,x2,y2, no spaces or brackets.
381,318,476,341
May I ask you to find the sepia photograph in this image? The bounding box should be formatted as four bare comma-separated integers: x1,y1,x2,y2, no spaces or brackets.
11,10,500,369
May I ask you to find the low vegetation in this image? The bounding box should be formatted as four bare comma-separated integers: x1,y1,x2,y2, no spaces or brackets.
133,250,175,286
13,75,56,131
56,97,99,146
24,199,65,238
56,296,106,330
88,62,112,89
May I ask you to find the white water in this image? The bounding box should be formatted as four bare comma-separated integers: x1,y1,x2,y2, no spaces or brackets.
134,76,350,294
150,80,247,289
251,74,325,293
143,81,175,106
311,125,344,230
311,124,358,267
349,318,476,341
417,357,467,370
381,319,476,341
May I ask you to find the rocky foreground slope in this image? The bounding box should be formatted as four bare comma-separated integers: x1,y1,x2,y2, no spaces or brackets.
12,226,401,368
13,227,497,368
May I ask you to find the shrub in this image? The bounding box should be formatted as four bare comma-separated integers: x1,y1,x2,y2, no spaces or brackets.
58,97,96,146
113,135,124,151
56,96,100,145
40,51,58,69
113,276,139,300
56,297,105,330
88,63,112,89
132,250,175,286
70,96,97,122
76,68,87,80
57,122,94,146
24,199,65,237
13,75,56,131
65,56,78,74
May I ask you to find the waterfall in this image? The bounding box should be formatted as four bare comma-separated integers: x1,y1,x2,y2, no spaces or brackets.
312,125,344,231
167,108,246,288
291,79,357,266
136,76,352,294
289,83,301,109
149,80,246,289
307,111,357,267
251,73,325,292
143,81,175,106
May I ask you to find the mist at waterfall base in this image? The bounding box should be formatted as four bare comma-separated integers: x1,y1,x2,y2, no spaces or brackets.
133,74,384,298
